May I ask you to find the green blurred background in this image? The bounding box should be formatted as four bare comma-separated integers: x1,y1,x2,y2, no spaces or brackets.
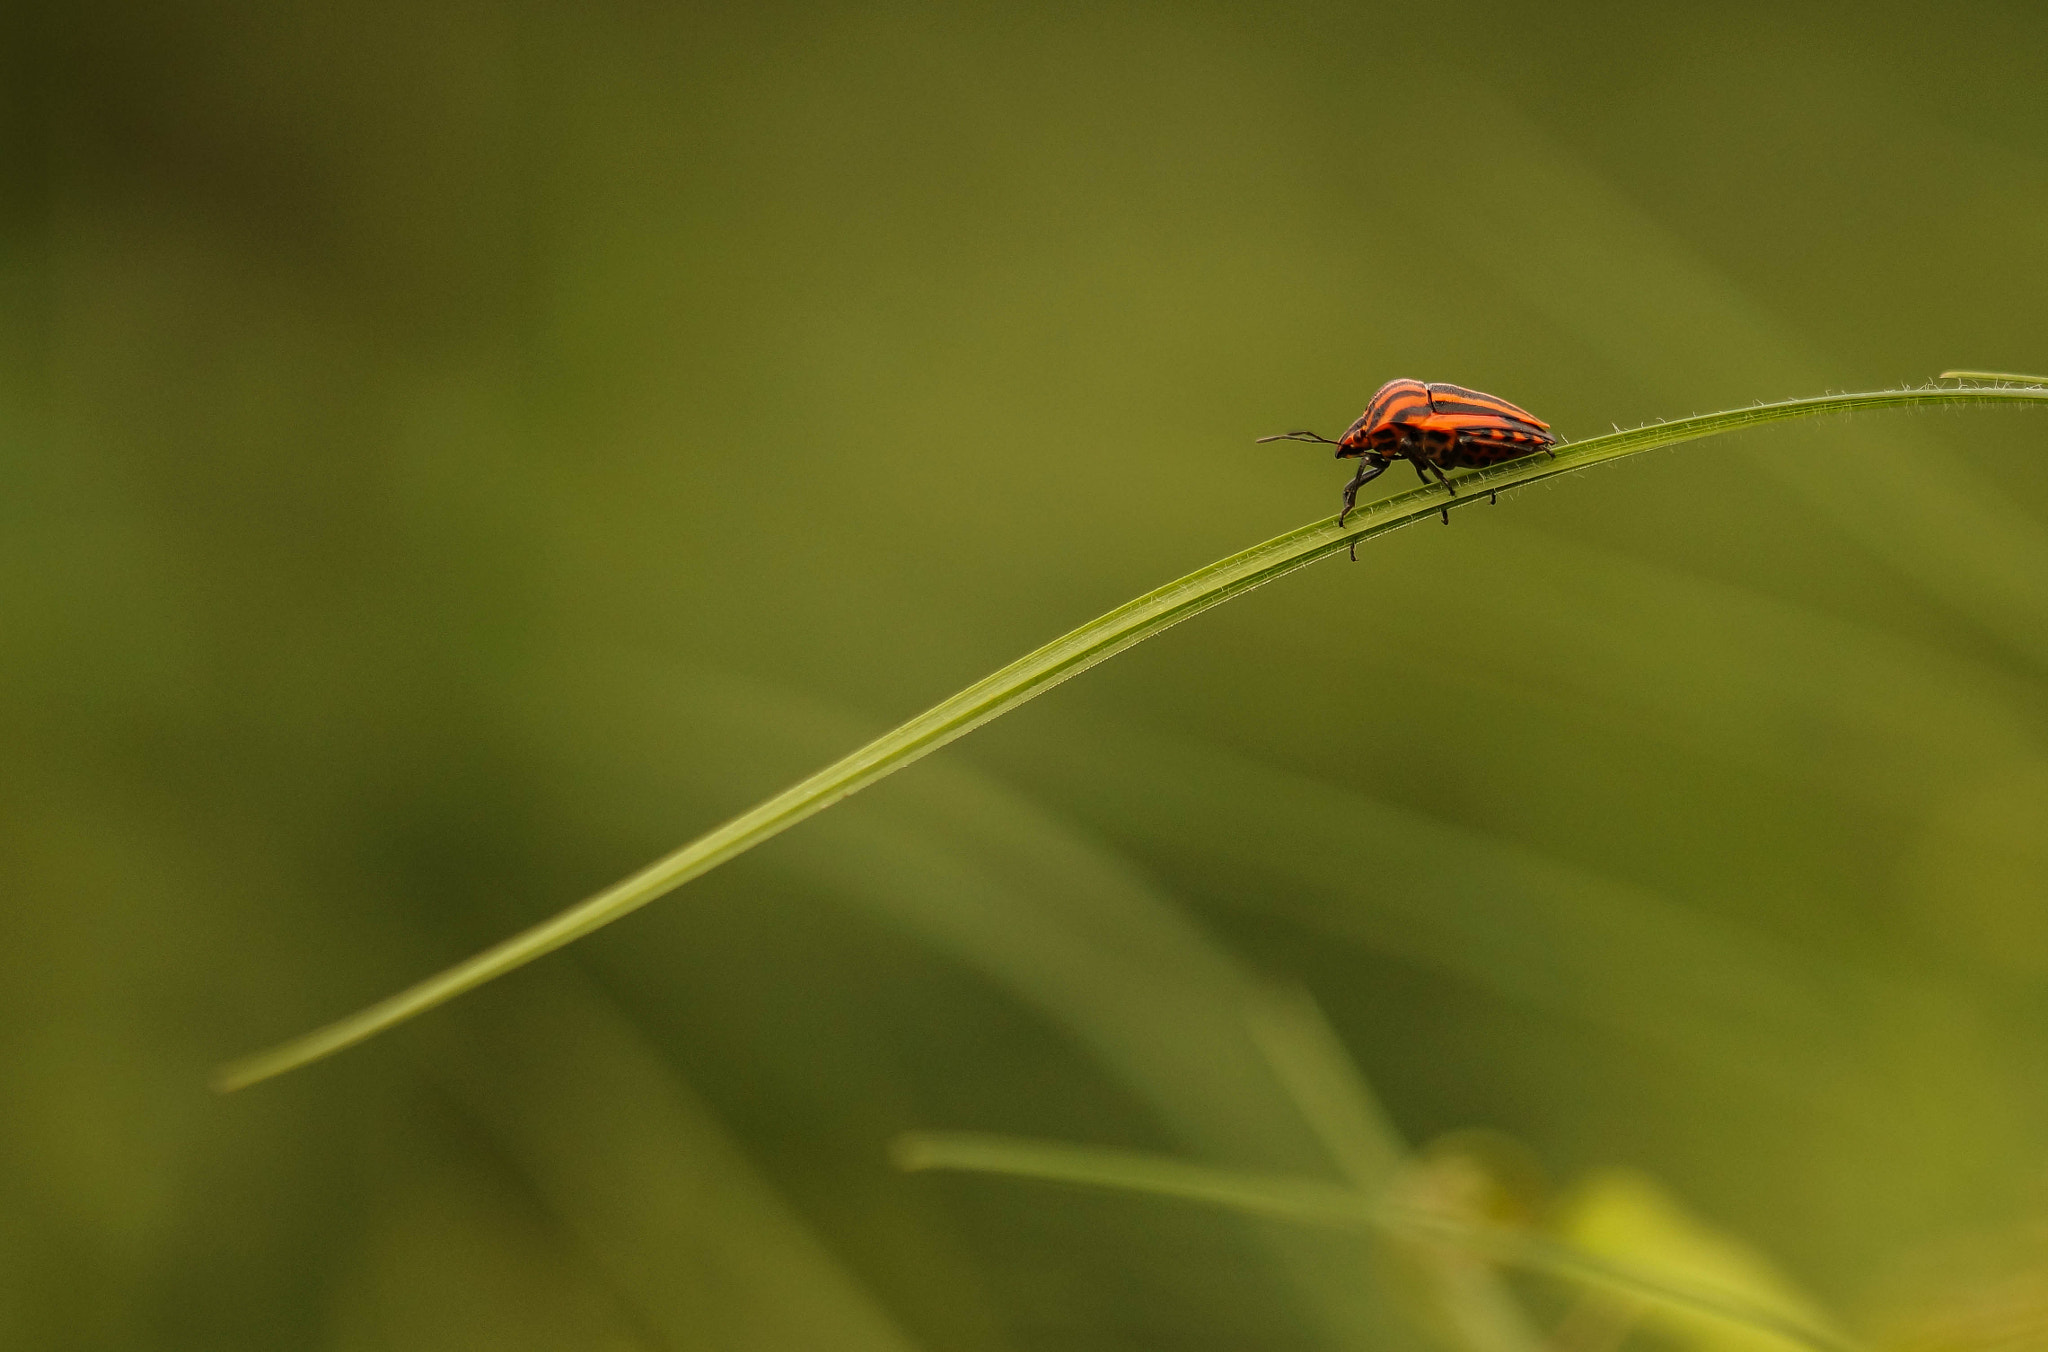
6,1,2048,1347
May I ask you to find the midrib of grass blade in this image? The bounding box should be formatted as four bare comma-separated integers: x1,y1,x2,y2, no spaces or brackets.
212,383,2048,1092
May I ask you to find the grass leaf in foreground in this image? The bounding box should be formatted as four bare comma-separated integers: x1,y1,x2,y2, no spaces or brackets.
213,382,2048,1091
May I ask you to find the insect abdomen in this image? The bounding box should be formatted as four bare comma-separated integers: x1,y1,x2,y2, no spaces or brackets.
1419,382,1555,467
1422,382,1552,430
1438,429,1552,467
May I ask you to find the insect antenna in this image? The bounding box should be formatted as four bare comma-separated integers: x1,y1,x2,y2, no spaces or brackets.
1256,430,1342,445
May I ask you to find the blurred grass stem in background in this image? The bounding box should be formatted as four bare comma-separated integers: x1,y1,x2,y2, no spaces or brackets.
892,1131,1861,1352
212,383,2048,1094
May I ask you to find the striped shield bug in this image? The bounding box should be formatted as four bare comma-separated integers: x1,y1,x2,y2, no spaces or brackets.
1261,379,1556,548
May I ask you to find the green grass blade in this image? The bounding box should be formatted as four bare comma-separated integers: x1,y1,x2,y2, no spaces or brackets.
1242,985,1408,1191
212,383,2048,1092
892,1131,1862,1352
1939,370,2048,384
894,1130,1379,1228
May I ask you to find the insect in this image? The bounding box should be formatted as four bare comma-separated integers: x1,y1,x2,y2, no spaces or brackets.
1260,379,1557,548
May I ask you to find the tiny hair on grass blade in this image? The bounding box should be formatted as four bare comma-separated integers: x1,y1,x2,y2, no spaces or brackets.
211,382,2048,1092
891,1130,1863,1352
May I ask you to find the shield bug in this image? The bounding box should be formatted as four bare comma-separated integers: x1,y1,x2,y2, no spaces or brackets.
1261,379,1556,546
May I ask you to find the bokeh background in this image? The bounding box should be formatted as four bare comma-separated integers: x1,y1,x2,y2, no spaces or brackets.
6,1,2048,1348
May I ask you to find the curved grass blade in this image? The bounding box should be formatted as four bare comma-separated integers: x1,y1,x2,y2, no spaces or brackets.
212,383,2048,1092
1939,370,2048,384
892,1131,1863,1352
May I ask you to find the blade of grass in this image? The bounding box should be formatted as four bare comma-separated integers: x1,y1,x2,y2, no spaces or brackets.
1939,370,2048,384
1241,986,1543,1352
1242,984,1407,1191
213,383,2048,1092
891,1131,1863,1352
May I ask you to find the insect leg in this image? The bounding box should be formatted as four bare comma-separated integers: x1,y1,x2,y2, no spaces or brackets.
1337,457,1387,527
1340,458,1388,561
1427,455,1456,523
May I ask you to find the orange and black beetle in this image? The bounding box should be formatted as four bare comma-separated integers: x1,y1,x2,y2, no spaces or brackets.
1262,378,1556,532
